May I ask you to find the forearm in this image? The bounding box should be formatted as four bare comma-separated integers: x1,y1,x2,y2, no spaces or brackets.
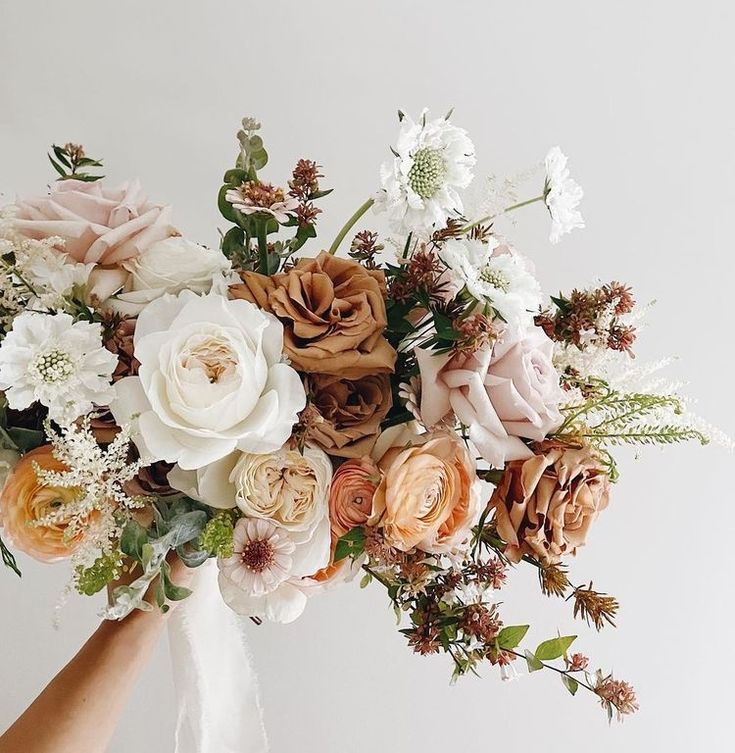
0,609,167,753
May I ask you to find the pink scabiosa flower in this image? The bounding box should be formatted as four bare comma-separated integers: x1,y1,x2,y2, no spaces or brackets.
225,182,299,223
219,518,296,597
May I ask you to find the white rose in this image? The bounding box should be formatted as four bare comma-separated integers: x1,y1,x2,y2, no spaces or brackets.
109,237,233,316
110,290,306,470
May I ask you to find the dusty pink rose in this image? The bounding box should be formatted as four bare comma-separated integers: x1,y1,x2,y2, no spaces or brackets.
13,179,175,302
328,457,380,538
416,326,564,467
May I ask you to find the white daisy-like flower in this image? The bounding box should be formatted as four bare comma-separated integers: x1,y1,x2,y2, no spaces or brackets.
0,311,117,424
544,147,584,244
439,239,542,332
219,518,296,597
374,109,476,235
218,513,331,623
225,182,299,224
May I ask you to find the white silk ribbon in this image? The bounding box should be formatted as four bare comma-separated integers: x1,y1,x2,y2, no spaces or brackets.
168,560,269,753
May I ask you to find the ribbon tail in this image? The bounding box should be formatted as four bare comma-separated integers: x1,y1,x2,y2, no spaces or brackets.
168,560,269,753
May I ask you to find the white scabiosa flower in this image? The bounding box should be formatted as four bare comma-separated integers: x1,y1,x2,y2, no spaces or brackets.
439,239,542,333
544,147,584,244
374,109,476,235
0,312,117,424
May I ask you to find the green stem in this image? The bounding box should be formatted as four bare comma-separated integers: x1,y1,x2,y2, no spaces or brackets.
328,198,375,255
507,649,596,693
256,220,269,274
462,194,545,233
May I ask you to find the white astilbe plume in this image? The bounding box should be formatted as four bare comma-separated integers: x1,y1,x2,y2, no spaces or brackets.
33,417,149,570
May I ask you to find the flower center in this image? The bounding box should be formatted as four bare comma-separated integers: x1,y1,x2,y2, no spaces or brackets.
480,266,510,292
241,539,275,573
237,181,286,209
30,348,74,384
184,339,237,383
408,147,446,199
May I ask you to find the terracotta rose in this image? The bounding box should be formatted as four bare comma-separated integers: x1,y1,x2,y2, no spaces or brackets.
230,251,396,379
491,442,610,565
305,373,392,458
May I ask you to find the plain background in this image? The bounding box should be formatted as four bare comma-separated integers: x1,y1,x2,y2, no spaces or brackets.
0,1,733,750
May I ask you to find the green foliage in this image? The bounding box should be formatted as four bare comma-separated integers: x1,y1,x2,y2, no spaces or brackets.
534,635,577,661
107,498,207,619
496,625,529,650
561,674,579,695
76,551,122,596
198,510,236,559
334,526,366,563
48,143,104,182
0,532,20,577
524,649,544,673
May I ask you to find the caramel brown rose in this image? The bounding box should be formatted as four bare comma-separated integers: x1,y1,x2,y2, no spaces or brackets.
490,442,610,565
230,251,396,378
305,373,392,458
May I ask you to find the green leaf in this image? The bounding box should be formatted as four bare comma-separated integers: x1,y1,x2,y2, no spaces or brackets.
333,527,366,562
52,145,72,168
561,674,579,696
218,185,239,223
309,188,333,200
0,532,20,577
119,520,149,562
161,561,193,602
48,155,68,178
223,168,249,185
535,635,577,661
359,572,371,589
251,148,268,170
167,510,208,548
524,650,544,673
7,427,45,452
221,226,245,258
496,625,529,650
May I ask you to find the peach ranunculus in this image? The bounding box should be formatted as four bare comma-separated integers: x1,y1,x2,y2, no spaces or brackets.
369,425,481,554
13,178,176,302
328,456,380,538
305,373,393,458
416,325,564,468
490,442,610,565
230,251,396,379
0,445,85,563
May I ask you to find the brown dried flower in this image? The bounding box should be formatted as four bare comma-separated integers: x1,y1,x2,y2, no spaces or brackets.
594,675,639,720
566,652,590,672
572,583,619,629
539,563,571,598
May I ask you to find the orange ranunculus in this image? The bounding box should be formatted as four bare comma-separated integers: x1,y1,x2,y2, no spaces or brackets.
0,446,85,563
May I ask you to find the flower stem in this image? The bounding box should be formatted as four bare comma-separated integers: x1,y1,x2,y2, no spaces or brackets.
328,198,375,255
507,649,596,693
256,220,269,274
462,194,545,233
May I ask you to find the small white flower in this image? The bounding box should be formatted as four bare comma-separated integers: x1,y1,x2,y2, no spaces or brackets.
439,239,542,332
14,238,94,307
374,109,476,235
0,312,117,424
544,147,584,244
500,662,521,682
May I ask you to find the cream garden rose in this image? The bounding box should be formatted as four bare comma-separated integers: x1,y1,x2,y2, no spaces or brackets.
109,237,233,316
110,290,306,470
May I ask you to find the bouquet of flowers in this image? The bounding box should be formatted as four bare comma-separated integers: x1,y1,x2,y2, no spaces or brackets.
0,111,718,724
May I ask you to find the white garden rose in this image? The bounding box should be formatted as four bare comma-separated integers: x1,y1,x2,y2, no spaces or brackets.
109,237,233,315
110,290,306,469
169,444,332,540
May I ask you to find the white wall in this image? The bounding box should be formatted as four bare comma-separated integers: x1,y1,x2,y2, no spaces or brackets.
0,2,733,750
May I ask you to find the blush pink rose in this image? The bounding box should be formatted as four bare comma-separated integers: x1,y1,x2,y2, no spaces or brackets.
416,326,564,468
13,179,175,265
